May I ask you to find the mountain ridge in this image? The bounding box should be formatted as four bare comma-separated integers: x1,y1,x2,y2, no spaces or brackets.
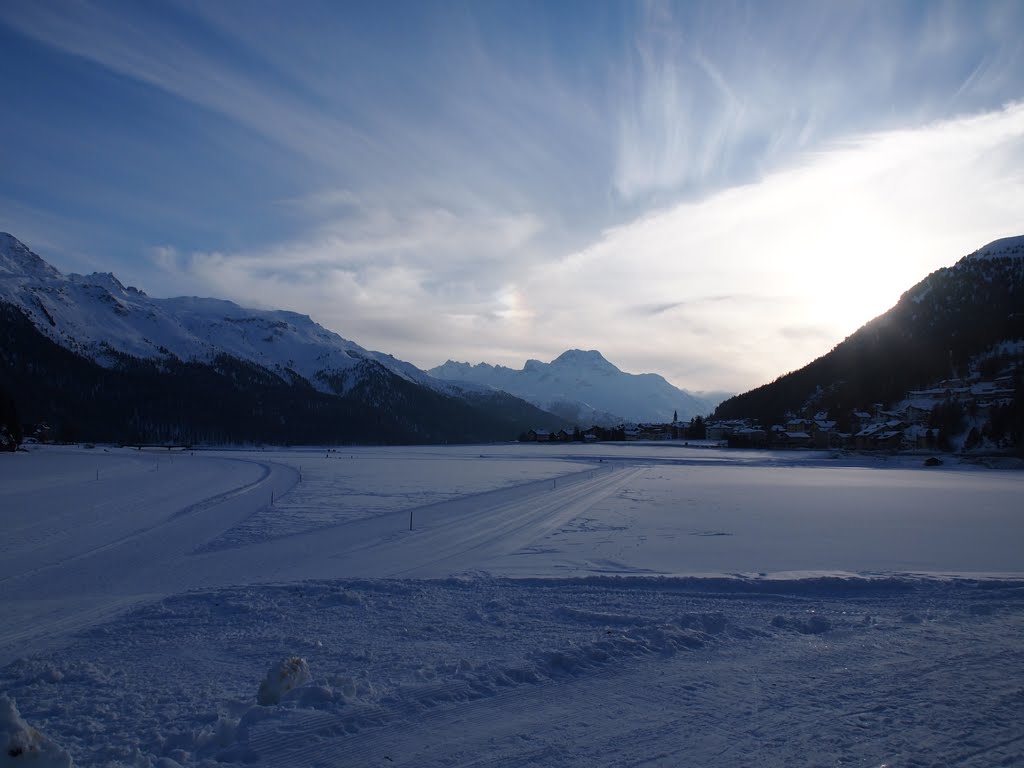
712,235,1024,449
0,233,568,444
0,233,441,395
430,349,724,426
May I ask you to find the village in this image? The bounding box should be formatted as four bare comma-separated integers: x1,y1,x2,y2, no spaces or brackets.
523,373,1019,454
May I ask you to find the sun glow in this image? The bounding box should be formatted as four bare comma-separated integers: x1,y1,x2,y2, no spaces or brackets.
507,103,1024,389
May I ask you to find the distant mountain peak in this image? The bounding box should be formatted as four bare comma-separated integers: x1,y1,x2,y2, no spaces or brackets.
967,235,1024,261
429,349,724,424
0,232,27,253
68,270,142,296
0,233,60,279
551,349,616,369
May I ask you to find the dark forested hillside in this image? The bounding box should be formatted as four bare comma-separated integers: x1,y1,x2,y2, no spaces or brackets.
713,251,1024,426
0,302,567,445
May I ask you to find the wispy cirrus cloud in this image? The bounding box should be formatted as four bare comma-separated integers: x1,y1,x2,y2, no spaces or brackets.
611,0,1024,205
2,1,1024,394
525,102,1024,390
0,2,378,176
150,102,1024,392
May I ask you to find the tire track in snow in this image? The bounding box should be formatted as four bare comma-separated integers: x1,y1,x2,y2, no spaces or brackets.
381,466,649,577
0,593,160,664
0,459,279,589
0,458,297,664
172,460,272,519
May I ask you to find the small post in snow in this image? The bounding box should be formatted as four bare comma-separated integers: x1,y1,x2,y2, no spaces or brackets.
96,468,99,481
409,509,414,531
271,490,274,506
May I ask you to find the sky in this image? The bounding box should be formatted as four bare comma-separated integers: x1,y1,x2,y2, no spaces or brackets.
1,0,1023,394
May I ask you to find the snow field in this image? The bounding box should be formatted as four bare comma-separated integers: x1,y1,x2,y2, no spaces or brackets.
0,445,602,666
490,462,1024,576
198,446,593,549
0,448,265,581
3,577,1022,766
2,443,1023,766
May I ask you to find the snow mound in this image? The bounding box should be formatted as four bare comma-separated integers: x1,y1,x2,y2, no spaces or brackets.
0,695,72,767
256,657,311,706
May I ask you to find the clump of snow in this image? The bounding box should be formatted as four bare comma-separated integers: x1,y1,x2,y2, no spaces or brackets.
0,695,72,767
256,657,311,705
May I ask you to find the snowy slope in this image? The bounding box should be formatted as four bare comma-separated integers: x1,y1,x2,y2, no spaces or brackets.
430,349,722,425
715,233,1024,426
966,234,1024,260
0,233,438,394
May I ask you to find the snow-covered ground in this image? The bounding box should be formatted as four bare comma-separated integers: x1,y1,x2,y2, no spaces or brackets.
1,443,1022,766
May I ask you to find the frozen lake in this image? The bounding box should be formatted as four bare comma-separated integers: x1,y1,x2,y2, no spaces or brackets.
1,443,1022,766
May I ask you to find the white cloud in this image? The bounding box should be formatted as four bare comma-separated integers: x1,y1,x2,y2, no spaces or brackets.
520,102,1024,390
151,103,1024,394
7,3,1023,396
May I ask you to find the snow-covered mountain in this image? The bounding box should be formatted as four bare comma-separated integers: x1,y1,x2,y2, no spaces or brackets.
0,232,438,394
0,233,567,444
430,349,723,426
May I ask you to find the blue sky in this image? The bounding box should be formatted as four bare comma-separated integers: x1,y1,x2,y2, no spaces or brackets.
1,0,1023,393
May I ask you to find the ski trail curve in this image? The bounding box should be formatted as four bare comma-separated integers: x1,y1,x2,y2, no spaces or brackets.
0,457,297,665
